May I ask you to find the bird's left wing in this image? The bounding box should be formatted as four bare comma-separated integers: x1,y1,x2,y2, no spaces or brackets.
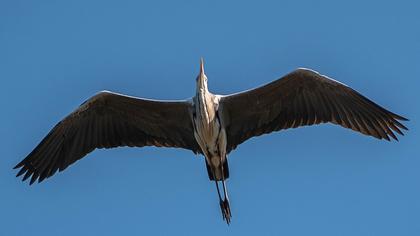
15,91,200,184
219,68,408,153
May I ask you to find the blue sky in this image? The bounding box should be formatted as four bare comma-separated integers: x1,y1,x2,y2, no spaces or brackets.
1,0,419,235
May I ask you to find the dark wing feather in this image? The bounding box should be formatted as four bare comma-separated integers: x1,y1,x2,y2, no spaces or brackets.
220,68,408,153
15,91,200,184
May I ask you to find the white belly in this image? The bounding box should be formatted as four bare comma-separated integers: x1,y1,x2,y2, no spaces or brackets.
193,116,227,166
192,93,227,174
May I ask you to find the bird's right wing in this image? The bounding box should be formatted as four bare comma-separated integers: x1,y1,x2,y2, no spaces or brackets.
15,91,200,184
219,68,408,153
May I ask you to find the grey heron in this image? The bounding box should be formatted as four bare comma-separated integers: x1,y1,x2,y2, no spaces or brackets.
15,59,408,224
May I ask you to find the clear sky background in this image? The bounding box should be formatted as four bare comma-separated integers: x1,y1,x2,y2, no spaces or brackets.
1,0,419,235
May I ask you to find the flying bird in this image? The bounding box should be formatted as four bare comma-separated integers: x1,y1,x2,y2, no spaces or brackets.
15,59,408,224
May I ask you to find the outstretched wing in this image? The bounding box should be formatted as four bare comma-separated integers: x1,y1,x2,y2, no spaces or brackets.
15,91,200,184
219,68,408,153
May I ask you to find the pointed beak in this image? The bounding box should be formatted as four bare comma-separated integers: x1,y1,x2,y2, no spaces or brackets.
200,57,205,76
197,58,207,90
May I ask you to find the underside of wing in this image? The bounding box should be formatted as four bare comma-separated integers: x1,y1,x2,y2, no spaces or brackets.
220,68,408,153
15,91,200,184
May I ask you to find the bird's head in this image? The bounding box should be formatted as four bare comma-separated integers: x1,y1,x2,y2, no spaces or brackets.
196,58,208,93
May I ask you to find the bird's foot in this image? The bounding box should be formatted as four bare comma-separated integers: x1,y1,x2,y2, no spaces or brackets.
219,198,232,225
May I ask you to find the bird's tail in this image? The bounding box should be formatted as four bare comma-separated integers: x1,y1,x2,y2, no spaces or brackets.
205,159,229,181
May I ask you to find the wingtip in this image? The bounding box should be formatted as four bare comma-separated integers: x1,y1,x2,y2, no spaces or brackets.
15,168,26,177
397,115,409,121
13,162,23,169
390,134,399,142
396,121,408,131
389,136,399,142
390,112,409,122
22,170,33,181
29,173,39,185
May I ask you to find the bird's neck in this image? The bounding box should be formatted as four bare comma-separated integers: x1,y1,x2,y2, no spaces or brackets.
196,89,215,124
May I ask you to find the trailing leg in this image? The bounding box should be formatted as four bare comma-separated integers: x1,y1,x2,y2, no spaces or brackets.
221,179,232,224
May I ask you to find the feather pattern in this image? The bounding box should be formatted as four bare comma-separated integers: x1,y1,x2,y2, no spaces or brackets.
220,68,408,153
15,91,200,184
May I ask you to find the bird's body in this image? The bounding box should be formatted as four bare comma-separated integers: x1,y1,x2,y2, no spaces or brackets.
193,62,228,182
15,59,408,225
193,93,227,179
192,63,232,221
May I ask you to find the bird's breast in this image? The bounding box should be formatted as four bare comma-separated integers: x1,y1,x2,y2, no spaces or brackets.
194,113,220,146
